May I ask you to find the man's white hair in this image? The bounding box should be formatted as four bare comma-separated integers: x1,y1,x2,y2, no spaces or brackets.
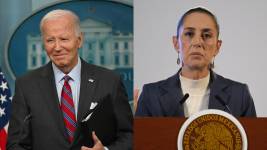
40,9,81,36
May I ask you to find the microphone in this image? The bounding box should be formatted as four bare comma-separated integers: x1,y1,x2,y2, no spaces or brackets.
179,93,189,104
215,95,232,115
23,114,32,122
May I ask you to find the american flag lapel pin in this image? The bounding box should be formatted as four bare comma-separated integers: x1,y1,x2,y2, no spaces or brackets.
88,78,94,83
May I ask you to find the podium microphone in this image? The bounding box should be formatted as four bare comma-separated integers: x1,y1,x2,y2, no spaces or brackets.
179,93,189,104
215,95,233,115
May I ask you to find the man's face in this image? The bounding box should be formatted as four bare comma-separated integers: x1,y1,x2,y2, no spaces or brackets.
176,12,221,71
42,15,82,72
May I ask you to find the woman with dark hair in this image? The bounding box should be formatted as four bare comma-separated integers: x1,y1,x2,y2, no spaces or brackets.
135,7,256,117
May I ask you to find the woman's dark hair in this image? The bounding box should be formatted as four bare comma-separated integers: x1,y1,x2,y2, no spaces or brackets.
177,7,220,38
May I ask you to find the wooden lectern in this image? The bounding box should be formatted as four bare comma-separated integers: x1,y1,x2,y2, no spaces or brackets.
134,117,267,150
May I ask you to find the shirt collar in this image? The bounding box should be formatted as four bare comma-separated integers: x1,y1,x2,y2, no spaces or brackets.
179,72,210,89
52,57,81,83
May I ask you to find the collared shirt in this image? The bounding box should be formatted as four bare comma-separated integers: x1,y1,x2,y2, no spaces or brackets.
52,58,81,118
52,59,109,149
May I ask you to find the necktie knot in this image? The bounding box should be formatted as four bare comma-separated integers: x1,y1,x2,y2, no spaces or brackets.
63,75,71,82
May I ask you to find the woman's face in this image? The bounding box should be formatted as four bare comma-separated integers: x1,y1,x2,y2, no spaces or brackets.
174,12,222,71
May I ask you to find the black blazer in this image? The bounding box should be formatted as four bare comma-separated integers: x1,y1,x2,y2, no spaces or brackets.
7,59,133,150
135,71,256,117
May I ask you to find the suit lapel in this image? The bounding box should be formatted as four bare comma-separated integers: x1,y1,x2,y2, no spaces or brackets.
77,60,97,122
38,63,68,141
158,72,185,116
158,71,231,116
208,72,230,111
71,60,97,146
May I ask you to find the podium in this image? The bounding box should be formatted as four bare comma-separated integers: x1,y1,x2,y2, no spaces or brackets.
134,117,267,150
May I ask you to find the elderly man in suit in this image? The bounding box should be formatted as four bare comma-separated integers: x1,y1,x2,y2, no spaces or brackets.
7,9,133,150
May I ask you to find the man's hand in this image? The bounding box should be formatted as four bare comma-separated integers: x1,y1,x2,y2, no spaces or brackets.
81,131,104,150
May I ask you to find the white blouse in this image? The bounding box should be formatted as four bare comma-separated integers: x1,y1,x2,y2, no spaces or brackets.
180,73,210,117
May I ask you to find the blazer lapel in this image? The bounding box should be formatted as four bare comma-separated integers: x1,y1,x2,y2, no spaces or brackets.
77,60,97,122
38,62,68,141
159,72,185,116
208,72,230,111
72,60,97,145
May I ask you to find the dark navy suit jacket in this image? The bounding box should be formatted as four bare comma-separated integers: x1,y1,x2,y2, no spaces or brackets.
7,59,133,150
135,71,256,117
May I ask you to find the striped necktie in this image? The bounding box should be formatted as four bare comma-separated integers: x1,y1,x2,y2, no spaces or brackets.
60,75,77,143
